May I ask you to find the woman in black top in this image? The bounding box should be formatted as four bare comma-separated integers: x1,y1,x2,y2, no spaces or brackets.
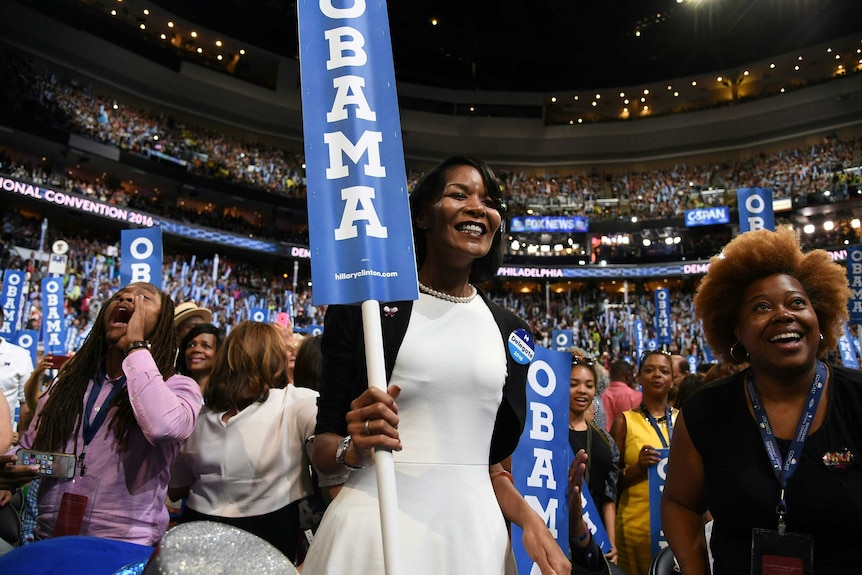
568,353,620,566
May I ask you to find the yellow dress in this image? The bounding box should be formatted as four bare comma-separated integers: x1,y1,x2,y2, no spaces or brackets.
615,407,677,575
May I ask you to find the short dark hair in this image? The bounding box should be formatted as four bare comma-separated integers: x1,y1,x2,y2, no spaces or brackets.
293,334,323,391
409,156,506,283
176,323,225,376
609,359,633,380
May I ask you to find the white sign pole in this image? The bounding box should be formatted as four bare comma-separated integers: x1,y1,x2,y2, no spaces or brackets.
361,300,401,575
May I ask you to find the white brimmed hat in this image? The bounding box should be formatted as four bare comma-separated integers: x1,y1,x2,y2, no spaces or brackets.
173,301,213,327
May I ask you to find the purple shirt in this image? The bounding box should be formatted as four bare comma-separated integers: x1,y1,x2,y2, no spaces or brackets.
19,350,202,545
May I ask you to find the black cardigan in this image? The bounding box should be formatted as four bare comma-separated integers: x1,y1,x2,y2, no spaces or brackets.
314,292,530,464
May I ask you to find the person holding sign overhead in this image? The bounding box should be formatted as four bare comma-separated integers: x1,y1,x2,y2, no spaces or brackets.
303,157,571,574
610,350,676,575
0,282,202,545
662,227,861,574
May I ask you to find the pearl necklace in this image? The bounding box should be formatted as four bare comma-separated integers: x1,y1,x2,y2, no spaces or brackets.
418,281,478,304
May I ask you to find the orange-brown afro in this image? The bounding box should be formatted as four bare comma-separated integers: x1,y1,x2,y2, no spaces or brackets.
694,227,850,364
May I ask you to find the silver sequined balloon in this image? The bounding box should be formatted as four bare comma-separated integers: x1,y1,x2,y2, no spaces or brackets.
142,521,299,575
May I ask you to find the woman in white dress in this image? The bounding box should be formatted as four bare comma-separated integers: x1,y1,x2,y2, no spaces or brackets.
302,157,571,574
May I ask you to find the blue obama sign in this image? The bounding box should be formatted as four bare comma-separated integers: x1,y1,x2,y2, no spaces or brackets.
0,270,26,337
512,346,570,573
298,0,417,305
40,276,65,356
737,187,775,232
847,246,862,323
121,227,163,288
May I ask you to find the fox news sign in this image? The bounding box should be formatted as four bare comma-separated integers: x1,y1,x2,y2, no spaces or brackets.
509,216,589,233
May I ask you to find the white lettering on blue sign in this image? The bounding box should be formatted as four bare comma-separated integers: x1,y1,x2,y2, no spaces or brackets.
319,3,389,244
744,194,766,230
334,186,388,240
1,272,22,330
129,237,155,283
523,360,559,535
524,495,559,540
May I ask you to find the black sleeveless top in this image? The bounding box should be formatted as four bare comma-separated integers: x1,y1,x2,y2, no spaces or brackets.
568,422,619,506
683,365,862,574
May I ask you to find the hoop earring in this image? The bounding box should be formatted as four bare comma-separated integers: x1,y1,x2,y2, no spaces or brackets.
729,341,749,362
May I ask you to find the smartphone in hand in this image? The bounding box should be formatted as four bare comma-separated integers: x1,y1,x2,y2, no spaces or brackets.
17,450,77,479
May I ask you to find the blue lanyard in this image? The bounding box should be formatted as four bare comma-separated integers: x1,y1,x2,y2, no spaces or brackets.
746,361,826,533
640,403,673,448
79,368,126,475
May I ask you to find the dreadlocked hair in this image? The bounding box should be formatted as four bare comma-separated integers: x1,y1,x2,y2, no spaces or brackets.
32,287,178,452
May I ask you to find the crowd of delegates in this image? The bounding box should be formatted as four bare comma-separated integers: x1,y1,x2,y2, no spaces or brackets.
5,202,862,370
0,166,857,574
2,46,862,246
2,137,860,265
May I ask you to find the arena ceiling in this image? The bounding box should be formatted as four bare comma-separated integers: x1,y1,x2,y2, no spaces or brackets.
150,0,862,92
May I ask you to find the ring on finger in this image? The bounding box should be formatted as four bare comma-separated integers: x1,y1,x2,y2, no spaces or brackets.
364,419,371,435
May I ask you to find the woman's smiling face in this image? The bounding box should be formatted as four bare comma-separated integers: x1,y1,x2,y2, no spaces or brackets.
569,365,596,417
184,332,218,378
416,165,502,267
735,273,820,376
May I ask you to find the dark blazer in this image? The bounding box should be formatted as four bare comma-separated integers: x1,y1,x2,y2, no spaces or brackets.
315,290,530,464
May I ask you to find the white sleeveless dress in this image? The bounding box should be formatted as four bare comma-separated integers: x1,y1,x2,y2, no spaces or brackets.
301,294,515,574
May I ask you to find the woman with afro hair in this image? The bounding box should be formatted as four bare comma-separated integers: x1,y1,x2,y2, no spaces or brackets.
662,227,861,574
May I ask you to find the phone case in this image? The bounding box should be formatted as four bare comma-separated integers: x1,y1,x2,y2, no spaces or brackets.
18,450,77,479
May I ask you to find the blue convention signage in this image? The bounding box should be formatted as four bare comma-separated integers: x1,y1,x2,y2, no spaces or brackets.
250,307,268,323
684,206,730,227
509,216,589,233
14,330,38,366
847,246,862,323
648,449,671,556
654,288,672,345
40,276,65,355
839,324,859,368
298,0,417,305
635,318,646,365
121,227,163,288
737,187,775,232
512,346,570,572
0,270,26,337
551,329,572,350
